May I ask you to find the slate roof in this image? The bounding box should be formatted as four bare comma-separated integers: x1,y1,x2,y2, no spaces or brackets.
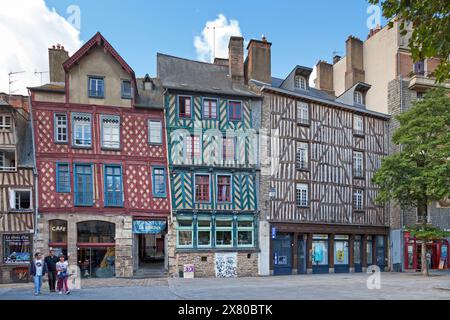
135,76,164,109
157,53,258,98
28,83,65,93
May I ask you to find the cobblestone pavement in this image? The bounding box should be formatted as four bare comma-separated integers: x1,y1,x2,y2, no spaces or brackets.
1,273,450,300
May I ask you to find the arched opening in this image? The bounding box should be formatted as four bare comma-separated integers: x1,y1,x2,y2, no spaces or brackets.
48,219,68,258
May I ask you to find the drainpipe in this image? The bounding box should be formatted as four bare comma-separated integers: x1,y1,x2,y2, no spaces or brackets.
28,92,39,254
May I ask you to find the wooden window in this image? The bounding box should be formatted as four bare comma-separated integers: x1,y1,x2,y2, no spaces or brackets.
121,80,132,99
101,115,120,149
74,164,93,206
222,137,235,161
237,217,254,247
296,142,308,170
297,102,309,125
197,216,212,247
152,167,166,197
186,135,201,158
54,113,68,143
56,163,70,193
295,75,307,90
353,115,364,135
195,174,210,202
217,175,231,203
354,151,364,178
178,96,192,118
72,113,92,147
353,189,364,211
0,115,12,131
104,165,123,207
148,120,162,144
88,76,104,98
9,189,32,210
354,91,363,105
203,98,217,119
0,150,16,172
215,217,233,247
296,183,308,207
228,101,242,121
177,217,193,248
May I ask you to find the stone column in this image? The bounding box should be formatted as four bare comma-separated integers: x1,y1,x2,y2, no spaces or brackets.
167,218,179,277
67,217,77,266
115,216,133,278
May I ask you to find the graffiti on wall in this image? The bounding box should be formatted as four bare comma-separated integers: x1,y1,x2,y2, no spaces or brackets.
215,252,237,278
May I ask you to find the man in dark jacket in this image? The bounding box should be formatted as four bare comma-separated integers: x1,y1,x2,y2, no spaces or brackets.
44,249,59,292
29,252,48,296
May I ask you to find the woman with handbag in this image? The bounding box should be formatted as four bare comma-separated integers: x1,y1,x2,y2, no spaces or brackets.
56,255,70,295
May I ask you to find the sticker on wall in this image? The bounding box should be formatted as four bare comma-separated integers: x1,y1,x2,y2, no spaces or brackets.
215,252,237,278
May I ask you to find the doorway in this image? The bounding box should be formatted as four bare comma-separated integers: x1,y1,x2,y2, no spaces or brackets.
273,233,292,276
137,233,165,271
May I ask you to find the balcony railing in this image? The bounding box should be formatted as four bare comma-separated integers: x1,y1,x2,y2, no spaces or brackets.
104,192,123,207
75,192,93,206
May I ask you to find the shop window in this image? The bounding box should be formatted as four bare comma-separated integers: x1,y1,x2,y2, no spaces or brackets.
77,221,115,244
3,235,31,264
74,164,93,206
203,98,217,119
177,217,193,248
197,216,211,247
312,235,329,265
9,189,32,211
104,165,123,207
72,113,92,148
49,220,68,244
215,217,233,247
54,113,68,143
334,235,349,265
56,163,70,193
237,217,254,247
101,116,120,149
178,96,192,118
217,175,231,203
78,247,115,278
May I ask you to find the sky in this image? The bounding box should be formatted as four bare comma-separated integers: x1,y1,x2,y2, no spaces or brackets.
0,0,386,95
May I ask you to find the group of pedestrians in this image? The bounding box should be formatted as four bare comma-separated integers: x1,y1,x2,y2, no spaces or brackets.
29,249,70,296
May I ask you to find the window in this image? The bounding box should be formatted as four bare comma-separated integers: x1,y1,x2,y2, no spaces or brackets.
56,163,70,193
295,75,307,90
74,164,93,206
215,217,233,247
178,96,192,118
77,221,115,243
148,120,162,144
354,151,364,178
353,115,364,135
354,91,363,105
177,217,193,247
203,98,217,119
54,114,68,143
228,101,242,121
296,142,308,170
237,217,254,247
0,115,11,131
88,76,104,98
186,135,201,159
3,235,31,264
101,116,120,149
104,165,123,207
49,220,68,244
312,235,329,266
222,137,235,161
0,150,16,171
296,183,308,207
197,216,211,247
414,60,425,76
72,113,92,147
195,174,210,202
217,175,231,203
354,189,364,211
9,190,32,210
121,80,132,99
297,102,309,125
152,167,166,197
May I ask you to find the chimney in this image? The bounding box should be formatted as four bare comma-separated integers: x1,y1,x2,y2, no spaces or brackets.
314,60,334,96
244,36,272,84
333,55,341,64
228,36,245,83
214,57,229,67
49,44,69,83
345,36,365,90
367,24,382,39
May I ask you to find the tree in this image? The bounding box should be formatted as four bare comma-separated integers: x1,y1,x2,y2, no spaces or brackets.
368,0,450,83
373,88,450,275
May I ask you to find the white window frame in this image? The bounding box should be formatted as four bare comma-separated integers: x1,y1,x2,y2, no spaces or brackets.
0,115,12,131
215,217,234,248
354,91,363,105
197,216,212,248
0,150,16,172
101,115,120,149
148,120,162,144
354,189,364,211
296,183,308,207
72,113,92,148
55,113,68,143
295,75,307,90
297,102,309,125
296,142,309,170
176,216,194,248
353,115,364,135
354,151,364,178
237,217,254,247
9,189,32,211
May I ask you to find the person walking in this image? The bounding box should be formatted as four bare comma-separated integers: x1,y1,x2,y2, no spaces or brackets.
44,249,59,292
56,255,70,295
29,253,47,296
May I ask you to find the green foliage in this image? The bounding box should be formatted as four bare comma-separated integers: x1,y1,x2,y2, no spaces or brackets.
373,88,450,208
406,224,450,240
368,0,450,83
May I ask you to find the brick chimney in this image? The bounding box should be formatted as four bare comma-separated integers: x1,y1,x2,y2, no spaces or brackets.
49,44,69,83
345,36,365,90
244,36,272,84
333,55,342,64
314,60,334,96
228,36,245,83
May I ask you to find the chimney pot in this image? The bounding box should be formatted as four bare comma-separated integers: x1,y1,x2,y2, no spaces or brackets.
49,44,69,83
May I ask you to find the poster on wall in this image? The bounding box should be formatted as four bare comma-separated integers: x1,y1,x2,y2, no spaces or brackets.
3,235,31,264
10,267,29,283
215,252,237,278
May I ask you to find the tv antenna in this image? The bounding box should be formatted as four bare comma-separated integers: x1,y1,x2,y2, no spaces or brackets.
35,70,49,86
206,25,225,61
8,71,25,95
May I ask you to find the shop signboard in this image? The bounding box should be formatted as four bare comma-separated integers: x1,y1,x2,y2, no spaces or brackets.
183,264,195,279
133,220,166,234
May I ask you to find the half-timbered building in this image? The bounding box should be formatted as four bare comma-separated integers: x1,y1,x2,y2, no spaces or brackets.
245,37,390,275
159,37,262,277
0,94,35,284
29,33,171,278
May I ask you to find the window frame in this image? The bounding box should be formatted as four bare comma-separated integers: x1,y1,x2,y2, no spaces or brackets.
222,136,236,161
202,97,218,120
185,134,202,159
56,162,71,193
54,113,68,143
71,113,92,148
227,100,243,121
176,216,194,248
296,141,309,170
103,164,123,207
296,183,309,208
353,151,364,178
74,163,94,207
354,91,364,105
0,149,16,172
9,188,33,211
148,119,163,145
237,216,254,248
100,115,121,150
196,215,212,248
215,216,234,248
121,79,132,99
297,101,310,126
194,173,211,203
353,114,364,136
88,76,105,99
177,95,193,119
0,115,12,131
353,189,364,211
295,75,307,90
152,166,167,198
216,174,233,203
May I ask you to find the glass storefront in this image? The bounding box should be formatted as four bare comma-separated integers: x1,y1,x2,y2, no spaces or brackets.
334,236,349,265
3,235,31,264
312,235,328,268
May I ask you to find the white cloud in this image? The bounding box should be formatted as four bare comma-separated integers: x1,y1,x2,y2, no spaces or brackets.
309,66,317,88
0,0,83,95
194,14,242,62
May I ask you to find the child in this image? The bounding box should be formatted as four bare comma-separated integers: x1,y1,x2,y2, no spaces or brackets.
56,255,70,295
30,252,47,296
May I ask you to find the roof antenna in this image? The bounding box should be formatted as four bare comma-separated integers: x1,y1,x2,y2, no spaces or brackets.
34,70,49,86
8,71,25,96
206,25,225,62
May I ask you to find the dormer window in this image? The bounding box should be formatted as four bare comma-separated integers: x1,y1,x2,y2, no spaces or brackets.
295,76,307,90
354,91,363,105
